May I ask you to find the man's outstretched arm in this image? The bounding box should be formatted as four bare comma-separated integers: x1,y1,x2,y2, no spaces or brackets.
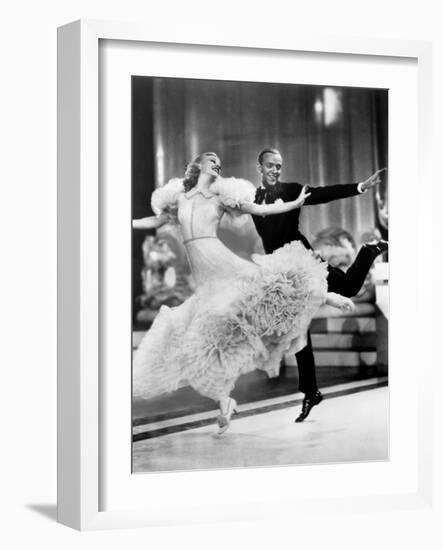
293,168,386,206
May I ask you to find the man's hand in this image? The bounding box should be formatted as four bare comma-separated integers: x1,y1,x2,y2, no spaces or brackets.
360,168,387,191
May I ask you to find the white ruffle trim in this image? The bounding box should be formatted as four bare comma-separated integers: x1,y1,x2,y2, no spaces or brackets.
133,241,327,402
211,177,257,209
150,178,185,216
212,177,257,226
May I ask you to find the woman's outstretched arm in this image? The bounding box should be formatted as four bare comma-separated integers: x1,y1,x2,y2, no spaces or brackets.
133,213,169,230
237,186,311,217
325,292,355,313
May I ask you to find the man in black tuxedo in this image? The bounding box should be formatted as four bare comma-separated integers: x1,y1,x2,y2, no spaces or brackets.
252,148,387,422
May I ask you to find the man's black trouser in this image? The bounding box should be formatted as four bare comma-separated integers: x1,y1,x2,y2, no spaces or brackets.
296,245,377,395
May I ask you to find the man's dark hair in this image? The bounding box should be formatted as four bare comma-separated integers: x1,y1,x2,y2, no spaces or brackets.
257,148,281,165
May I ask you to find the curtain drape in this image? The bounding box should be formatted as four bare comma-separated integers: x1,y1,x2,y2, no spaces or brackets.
150,78,387,246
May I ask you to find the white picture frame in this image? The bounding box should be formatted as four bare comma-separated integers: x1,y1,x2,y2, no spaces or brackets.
57,19,433,530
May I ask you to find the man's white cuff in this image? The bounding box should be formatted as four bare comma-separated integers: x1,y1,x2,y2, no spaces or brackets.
357,182,367,193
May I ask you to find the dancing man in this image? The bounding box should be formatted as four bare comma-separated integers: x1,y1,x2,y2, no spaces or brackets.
252,148,387,422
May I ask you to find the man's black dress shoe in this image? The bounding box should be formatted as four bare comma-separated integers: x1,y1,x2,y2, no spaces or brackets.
295,390,323,423
365,240,388,256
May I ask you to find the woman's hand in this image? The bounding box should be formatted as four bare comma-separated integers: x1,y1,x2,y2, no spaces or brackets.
294,185,311,207
325,292,356,313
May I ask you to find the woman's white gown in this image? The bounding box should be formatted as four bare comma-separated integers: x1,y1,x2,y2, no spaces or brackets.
133,178,328,402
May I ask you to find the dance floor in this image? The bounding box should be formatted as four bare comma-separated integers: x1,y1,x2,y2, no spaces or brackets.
132,385,389,473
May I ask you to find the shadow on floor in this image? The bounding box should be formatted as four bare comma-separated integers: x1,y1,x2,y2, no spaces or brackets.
133,366,382,425
26,504,57,522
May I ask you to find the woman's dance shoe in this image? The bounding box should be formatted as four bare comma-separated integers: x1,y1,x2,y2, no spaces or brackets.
365,239,388,256
216,398,238,435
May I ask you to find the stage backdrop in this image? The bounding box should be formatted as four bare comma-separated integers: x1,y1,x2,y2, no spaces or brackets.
148,78,387,237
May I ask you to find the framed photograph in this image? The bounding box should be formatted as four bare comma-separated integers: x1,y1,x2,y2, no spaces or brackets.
57,19,433,530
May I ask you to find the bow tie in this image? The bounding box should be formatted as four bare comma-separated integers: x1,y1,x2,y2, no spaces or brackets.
257,186,278,204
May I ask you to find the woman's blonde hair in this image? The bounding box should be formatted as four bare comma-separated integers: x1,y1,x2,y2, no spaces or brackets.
183,152,219,192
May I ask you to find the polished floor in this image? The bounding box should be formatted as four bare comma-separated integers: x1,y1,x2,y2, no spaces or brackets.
133,385,389,473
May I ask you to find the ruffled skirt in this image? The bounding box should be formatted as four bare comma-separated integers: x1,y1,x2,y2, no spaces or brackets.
133,241,328,402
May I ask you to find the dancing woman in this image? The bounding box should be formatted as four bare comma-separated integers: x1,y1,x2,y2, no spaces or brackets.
133,152,354,434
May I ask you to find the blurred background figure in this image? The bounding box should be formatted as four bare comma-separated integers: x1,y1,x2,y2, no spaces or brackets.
312,226,387,304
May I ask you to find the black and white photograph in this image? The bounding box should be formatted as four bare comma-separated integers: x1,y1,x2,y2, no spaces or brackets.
131,76,389,473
